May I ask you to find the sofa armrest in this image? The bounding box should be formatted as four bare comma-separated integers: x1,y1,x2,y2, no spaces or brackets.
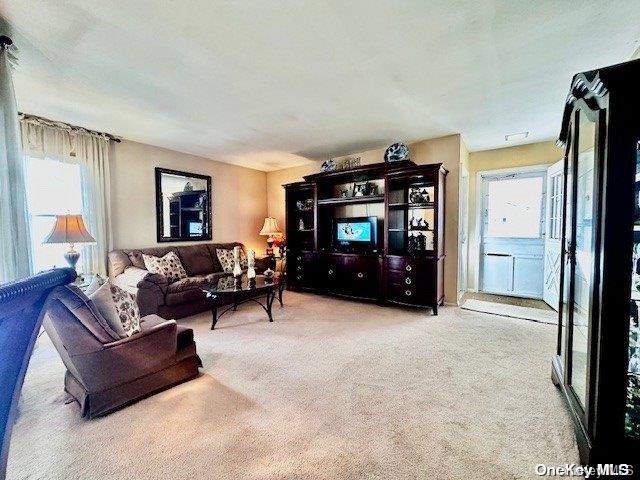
71,320,178,392
136,273,169,317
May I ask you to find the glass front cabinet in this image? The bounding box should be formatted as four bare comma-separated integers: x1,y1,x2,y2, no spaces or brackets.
553,59,640,466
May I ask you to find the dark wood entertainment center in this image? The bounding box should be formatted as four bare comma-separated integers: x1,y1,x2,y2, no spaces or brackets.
284,160,447,314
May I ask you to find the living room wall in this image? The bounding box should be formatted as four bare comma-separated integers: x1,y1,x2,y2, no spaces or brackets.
266,134,464,305
110,140,267,253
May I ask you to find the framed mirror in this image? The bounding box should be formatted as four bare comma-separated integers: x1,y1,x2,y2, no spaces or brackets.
155,167,212,242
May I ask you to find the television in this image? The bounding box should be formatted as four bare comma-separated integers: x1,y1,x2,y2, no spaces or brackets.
333,216,379,252
188,221,203,236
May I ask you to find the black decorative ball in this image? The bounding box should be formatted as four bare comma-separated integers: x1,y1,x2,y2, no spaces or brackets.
384,143,409,162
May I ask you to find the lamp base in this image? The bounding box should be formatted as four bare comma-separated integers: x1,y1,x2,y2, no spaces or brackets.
64,246,80,271
266,237,274,256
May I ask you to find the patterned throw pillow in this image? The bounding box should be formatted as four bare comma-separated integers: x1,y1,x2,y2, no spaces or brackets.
109,284,141,337
216,248,247,273
143,251,187,283
89,281,140,338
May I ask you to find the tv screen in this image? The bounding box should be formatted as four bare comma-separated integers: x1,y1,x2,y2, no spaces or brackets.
336,221,372,242
188,222,203,236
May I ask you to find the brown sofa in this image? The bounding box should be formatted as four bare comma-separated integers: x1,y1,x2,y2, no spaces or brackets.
43,284,200,418
108,243,266,319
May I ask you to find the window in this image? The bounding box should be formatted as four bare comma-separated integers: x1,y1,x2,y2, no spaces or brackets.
549,174,564,240
25,157,84,272
485,175,544,238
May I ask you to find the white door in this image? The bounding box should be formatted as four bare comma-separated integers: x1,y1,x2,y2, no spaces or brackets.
542,160,564,310
458,164,469,302
480,170,546,298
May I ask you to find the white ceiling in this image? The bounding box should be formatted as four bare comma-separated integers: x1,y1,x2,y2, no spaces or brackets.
2,1,640,171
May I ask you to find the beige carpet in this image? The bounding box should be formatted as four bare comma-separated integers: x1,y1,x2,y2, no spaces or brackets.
8,292,578,480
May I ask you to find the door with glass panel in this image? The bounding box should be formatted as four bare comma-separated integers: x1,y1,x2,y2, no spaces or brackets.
480,170,546,298
543,160,564,310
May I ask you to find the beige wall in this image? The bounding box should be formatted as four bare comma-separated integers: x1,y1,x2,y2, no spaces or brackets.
266,134,463,304
111,140,267,254
467,140,563,291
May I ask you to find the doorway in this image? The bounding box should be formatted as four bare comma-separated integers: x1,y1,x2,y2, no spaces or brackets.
479,168,547,298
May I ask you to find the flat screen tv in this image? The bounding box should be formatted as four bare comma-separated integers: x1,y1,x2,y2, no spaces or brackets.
333,216,379,252
188,221,203,236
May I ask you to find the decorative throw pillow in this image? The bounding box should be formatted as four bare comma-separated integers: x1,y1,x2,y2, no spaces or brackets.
109,284,141,337
216,248,247,273
142,251,187,283
89,282,141,338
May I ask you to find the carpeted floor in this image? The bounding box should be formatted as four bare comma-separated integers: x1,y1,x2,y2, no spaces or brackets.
8,292,578,480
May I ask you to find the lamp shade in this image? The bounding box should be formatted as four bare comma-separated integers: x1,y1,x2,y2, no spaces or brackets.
43,214,96,245
259,217,281,236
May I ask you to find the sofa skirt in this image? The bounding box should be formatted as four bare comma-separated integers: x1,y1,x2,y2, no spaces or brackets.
64,355,201,418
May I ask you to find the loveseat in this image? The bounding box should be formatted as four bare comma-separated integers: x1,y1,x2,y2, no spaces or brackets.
108,243,266,319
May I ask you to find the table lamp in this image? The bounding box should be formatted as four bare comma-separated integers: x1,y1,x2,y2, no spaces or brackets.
43,214,96,272
259,217,281,255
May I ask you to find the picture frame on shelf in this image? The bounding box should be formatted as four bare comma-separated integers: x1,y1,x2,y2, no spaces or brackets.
353,181,369,197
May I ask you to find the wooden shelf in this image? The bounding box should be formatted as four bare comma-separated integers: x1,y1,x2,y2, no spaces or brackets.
388,202,435,209
317,194,384,206
388,228,433,232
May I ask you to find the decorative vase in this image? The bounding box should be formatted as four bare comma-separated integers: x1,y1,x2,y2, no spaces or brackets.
232,246,243,278
247,250,256,279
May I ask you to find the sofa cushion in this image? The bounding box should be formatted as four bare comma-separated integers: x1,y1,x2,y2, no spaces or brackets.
88,282,140,338
176,245,215,276
216,248,248,273
143,252,188,283
207,242,243,272
128,247,178,269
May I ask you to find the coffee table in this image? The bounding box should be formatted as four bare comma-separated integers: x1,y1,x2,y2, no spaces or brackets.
202,274,284,329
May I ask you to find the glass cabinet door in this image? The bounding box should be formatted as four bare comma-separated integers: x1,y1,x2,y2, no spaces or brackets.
569,110,597,408
560,109,599,414
559,127,575,365
627,142,640,438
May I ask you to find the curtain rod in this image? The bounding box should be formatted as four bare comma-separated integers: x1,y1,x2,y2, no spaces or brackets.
19,113,122,143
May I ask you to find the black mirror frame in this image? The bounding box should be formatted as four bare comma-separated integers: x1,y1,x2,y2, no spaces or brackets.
155,167,212,243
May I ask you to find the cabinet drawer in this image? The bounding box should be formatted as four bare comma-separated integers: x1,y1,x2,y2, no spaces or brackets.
288,251,317,289
387,284,420,303
386,256,429,273
387,270,417,286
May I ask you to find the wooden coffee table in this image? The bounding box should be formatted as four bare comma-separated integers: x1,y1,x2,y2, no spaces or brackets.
202,274,284,329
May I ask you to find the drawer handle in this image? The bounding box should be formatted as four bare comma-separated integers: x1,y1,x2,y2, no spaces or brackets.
296,275,303,280
328,268,334,275
297,265,303,271
405,265,412,272
405,290,412,296
296,256,302,261
357,272,364,279
405,278,412,285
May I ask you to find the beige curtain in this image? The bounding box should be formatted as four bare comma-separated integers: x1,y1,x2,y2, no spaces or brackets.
20,116,113,276
0,44,31,282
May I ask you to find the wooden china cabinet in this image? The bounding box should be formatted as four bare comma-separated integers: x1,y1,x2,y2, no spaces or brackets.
552,58,640,467
284,160,446,313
